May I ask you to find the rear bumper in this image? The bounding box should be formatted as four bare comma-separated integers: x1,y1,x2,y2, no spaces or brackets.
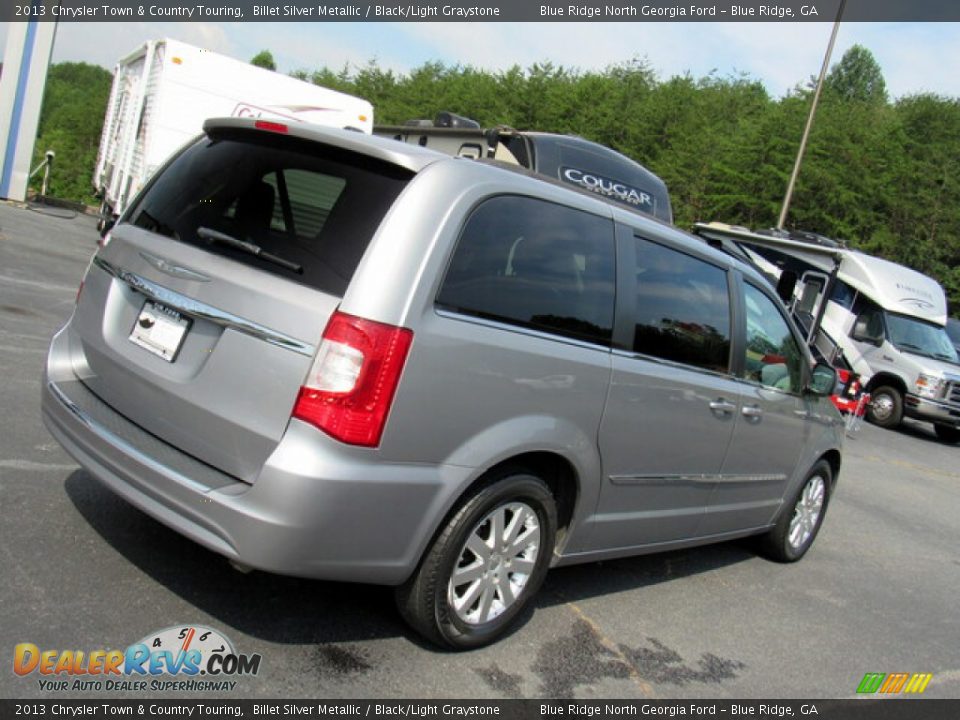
904,393,960,428
42,327,470,585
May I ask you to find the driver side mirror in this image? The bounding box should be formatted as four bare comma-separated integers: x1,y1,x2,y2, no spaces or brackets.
806,362,838,397
851,314,883,346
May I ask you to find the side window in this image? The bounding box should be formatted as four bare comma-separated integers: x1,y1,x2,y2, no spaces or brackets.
743,284,804,394
851,292,886,342
829,279,857,311
632,237,731,373
436,195,615,346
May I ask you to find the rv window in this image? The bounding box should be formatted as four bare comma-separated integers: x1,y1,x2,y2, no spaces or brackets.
829,280,856,310
797,275,826,315
852,309,886,344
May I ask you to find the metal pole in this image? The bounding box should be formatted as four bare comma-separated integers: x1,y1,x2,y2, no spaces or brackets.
41,152,53,196
777,0,846,230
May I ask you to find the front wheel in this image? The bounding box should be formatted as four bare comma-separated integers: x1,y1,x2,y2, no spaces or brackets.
95,200,111,233
934,423,960,444
395,472,556,649
759,460,832,563
866,385,903,428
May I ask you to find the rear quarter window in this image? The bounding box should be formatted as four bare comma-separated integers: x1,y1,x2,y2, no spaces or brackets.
631,237,732,373
437,195,616,346
124,130,412,297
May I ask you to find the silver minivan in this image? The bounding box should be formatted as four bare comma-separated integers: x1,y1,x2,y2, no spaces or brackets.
43,118,843,648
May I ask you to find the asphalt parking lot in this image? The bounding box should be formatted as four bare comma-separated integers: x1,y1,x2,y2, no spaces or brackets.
1,201,958,701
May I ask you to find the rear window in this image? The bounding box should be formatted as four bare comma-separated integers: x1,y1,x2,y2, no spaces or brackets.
124,130,412,297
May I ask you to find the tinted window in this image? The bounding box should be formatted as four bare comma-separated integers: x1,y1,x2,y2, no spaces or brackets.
829,279,857,310
437,196,615,345
125,131,411,297
743,284,804,394
632,238,731,372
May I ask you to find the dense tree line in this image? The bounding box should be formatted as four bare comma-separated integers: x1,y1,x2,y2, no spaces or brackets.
33,47,960,310
30,62,113,204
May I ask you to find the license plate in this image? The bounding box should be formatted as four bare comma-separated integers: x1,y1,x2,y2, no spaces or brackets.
129,301,191,362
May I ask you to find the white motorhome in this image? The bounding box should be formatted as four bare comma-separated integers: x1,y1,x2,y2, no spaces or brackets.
94,38,373,226
695,223,960,443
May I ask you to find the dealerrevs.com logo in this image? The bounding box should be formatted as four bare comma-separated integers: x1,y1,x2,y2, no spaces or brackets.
14,625,261,692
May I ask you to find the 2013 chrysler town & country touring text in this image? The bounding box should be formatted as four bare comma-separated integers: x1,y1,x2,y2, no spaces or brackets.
43,118,844,648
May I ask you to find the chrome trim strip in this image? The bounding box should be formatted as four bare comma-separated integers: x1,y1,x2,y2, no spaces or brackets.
47,381,211,495
610,473,786,486
434,307,612,353
717,474,787,484
93,256,316,357
610,348,738,382
610,474,719,486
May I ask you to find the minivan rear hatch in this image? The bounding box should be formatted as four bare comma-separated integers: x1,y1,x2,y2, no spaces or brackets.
71,121,420,482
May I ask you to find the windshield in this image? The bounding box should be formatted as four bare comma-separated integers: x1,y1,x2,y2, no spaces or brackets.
885,313,958,363
947,318,960,346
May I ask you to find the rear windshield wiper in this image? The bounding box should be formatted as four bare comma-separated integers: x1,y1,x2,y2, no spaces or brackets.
197,226,303,275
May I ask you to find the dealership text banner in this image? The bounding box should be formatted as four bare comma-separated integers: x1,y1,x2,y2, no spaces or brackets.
6,0,960,23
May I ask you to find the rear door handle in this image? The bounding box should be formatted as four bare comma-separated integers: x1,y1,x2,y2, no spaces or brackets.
742,405,764,420
709,399,737,415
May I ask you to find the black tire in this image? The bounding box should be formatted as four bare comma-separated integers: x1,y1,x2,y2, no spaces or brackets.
395,471,556,650
934,424,960,444
96,200,110,233
759,460,832,563
866,385,903,428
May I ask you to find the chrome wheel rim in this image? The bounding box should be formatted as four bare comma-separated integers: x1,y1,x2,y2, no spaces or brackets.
448,501,541,625
788,474,826,550
870,393,894,421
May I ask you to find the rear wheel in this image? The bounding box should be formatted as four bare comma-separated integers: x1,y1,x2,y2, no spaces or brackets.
759,460,832,563
395,472,556,649
96,200,112,234
866,385,903,428
934,423,960,444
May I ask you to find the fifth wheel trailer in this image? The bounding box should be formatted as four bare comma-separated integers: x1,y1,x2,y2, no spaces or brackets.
94,38,373,227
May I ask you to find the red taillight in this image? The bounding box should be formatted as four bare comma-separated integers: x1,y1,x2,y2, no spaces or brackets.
292,311,413,447
75,280,84,304
255,120,288,134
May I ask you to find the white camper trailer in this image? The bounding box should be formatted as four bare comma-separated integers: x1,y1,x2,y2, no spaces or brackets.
94,39,373,227
695,223,960,443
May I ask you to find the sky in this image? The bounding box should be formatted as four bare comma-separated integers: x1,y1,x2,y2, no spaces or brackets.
1,20,959,100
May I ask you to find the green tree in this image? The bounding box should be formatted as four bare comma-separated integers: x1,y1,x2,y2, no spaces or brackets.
250,50,276,71
30,62,113,203
825,44,888,105
30,54,960,310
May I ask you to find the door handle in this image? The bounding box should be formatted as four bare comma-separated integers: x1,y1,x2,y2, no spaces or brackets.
709,399,736,415
742,405,764,420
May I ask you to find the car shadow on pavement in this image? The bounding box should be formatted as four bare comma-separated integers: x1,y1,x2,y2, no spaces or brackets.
64,469,756,649
891,418,956,446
